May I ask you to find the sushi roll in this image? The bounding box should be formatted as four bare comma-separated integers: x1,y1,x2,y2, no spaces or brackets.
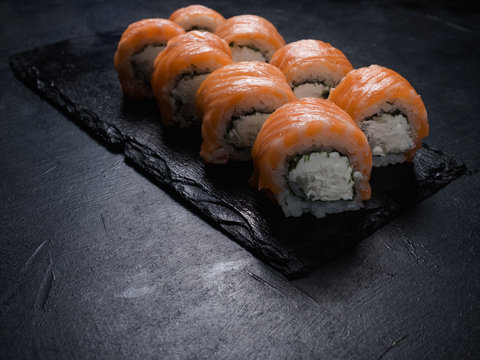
169,4,226,32
251,98,372,218
270,40,353,99
151,31,232,128
114,19,185,99
197,61,296,163
215,15,285,62
329,65,429,166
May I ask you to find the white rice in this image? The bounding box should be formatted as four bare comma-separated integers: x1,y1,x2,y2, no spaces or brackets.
229,38,275,62
278,192,364,218
171,73,208,127
293,82,331,99
225,113,270,149
132,45,165,83
181,16,217,32
230,45,266,62
372,153,406,167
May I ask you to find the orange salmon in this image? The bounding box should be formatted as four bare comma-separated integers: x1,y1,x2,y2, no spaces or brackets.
252,98,372,217
151,31,232,127
170,5,225,32
197,61,296,163
215,15,285,62
114,19,185,99
270,39,353,99
329,65,428,164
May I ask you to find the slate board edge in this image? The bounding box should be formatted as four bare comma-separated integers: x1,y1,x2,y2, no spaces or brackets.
9,51,310,279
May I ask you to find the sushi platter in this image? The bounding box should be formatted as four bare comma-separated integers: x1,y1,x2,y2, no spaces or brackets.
4,1,480,358
9,27,465,278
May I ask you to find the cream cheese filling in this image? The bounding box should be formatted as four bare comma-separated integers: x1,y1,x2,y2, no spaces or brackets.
361,112,414,156
230,45,266,62
171,73,209,123
288,151,360,201
225,112,270,149
132,45,165,83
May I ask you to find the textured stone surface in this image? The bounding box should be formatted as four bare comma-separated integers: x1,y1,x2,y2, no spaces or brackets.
1,1,479,359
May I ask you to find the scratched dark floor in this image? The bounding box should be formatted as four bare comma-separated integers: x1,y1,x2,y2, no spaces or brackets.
1,0,479,359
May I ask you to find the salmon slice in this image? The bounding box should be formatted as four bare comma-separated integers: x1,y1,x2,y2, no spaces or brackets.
215,15,285,62
114,19,185,99
170,5,226,32
197,61,296,163
151,31,232,127
329,65,428,164
251,98,372,217
270,39,353,99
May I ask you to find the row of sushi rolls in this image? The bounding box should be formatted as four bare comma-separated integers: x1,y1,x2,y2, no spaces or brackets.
114,5,429,218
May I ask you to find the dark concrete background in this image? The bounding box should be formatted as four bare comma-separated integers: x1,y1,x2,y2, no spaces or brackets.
1,0,479,359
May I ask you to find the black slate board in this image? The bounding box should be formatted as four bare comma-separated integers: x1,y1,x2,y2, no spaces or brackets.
9,31,465,279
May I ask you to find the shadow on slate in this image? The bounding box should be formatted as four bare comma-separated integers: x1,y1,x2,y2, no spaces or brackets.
9,31,466,279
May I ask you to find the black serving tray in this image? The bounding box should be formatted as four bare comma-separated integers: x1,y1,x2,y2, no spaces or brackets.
10,31,465,278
